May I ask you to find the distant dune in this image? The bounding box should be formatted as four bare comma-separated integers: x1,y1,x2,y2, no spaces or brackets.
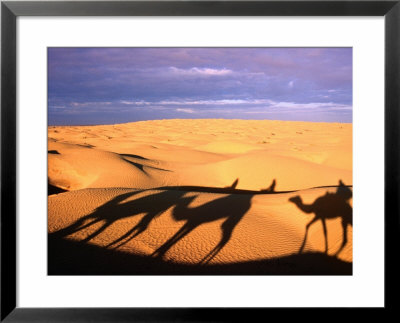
48,119,352,274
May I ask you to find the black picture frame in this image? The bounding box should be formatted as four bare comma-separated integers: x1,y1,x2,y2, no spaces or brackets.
1,0,399,321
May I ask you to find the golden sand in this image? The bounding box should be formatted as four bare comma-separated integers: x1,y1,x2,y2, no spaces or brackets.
48,119,352,269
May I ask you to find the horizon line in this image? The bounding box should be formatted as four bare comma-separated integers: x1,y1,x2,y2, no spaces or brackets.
48,118,353,127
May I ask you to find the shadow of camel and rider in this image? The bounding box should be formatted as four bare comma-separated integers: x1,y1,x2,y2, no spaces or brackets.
151,187,254,264
289,180,352,256
50,178,352,270
50,178,279,264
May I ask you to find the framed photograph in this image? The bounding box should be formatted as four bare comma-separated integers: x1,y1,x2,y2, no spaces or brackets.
1,0,399,321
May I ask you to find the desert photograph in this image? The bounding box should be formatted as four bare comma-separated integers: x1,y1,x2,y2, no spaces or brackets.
48,48,352,275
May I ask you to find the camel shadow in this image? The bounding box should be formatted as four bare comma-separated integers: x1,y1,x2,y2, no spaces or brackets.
50,189,188,245
51,178,274,265
48,178,354,275
152,178,264,264
289,180,352,256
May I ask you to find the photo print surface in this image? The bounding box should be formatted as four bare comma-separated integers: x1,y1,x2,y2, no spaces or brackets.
48,48,353,275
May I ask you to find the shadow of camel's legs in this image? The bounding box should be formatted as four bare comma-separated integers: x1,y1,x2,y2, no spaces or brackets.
152,224,192,259
106,226,140,249
51,217,102,238
335,219,349,256
106,212,162,249
81,220,112,243
299,216,318,253
321,218,328,254
199,218,236,264
199,235,229,265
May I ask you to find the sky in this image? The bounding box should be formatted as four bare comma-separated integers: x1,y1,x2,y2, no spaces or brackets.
48,48,352,125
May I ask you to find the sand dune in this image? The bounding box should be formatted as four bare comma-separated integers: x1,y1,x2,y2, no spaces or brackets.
48,119,352,274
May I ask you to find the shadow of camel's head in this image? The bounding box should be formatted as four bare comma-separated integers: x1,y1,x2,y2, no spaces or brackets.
288,195,301,203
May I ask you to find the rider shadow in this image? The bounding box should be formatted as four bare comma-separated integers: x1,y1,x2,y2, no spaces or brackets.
289,180,352,256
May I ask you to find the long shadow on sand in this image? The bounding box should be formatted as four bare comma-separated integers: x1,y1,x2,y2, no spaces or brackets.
152,190,254,264
50,189,189,244
49,179,353,275
50,179,276,264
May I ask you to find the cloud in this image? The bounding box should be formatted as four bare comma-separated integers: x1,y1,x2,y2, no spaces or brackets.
176,108,196,114
268,101,352,110
51,99,351,114
119,100,150,106
169,67,233,76
70,101,113,108
118,98,274,106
